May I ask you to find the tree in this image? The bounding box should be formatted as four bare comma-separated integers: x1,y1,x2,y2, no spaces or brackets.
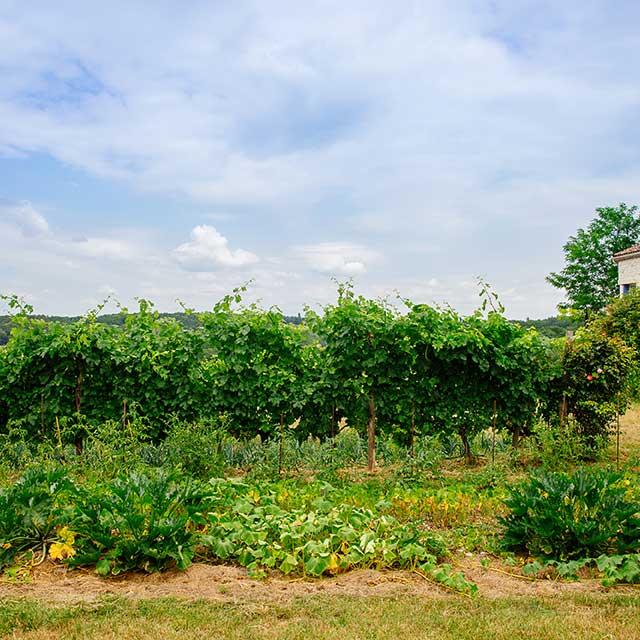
590,288,640,396
547,203,640,318
595,288,640,355
307,283,400,472
545,326,635,452
199,287,315,439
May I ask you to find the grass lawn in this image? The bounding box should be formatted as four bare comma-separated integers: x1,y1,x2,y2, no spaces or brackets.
3,593,640,640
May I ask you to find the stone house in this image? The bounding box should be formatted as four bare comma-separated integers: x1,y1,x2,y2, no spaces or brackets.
613,244,640,295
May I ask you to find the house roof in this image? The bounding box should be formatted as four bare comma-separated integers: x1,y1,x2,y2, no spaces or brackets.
613,243,640,261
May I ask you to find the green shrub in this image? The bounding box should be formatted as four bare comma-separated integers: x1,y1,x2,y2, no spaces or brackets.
79,416,151,474
396,435,444,478
501,469,640,560
523,418,587,470
160,419,229,478
557,329,635,451
597,288,640,365
69,470,203,575
0,467,76,569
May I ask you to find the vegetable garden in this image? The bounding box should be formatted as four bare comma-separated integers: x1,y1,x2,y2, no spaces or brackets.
1,284,640,596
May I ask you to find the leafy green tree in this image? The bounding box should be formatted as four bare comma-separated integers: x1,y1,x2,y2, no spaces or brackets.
427,308,494,462
479,312,556,447
391,303,440,452
591,289,640,395
0,297,120,446
547,203,640,318
307,284,401,471
199,289,314,439
0,296,207,444
111,300,207,436
542,326,635,452
595,288,640,355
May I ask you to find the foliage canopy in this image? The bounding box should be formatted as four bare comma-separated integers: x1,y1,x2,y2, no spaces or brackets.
0,282,633,461
547,203,640,317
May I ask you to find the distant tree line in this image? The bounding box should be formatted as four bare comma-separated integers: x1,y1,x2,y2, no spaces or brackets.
0,312,304,345
513,316,581,339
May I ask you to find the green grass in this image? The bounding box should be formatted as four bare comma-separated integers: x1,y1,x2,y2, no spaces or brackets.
3,594,640,639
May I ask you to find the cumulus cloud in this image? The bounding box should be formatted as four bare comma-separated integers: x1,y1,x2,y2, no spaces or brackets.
0,199,49,236
295,242,379,275
174,225,259,271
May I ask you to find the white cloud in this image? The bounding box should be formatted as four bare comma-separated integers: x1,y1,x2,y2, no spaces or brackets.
0,200,49,236
294,242,379,275
67,236,137,261
173,225,259,271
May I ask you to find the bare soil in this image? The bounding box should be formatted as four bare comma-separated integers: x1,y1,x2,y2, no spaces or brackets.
1,556,634,604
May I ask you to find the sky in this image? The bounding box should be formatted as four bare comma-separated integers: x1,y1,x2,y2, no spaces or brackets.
1,1,639,318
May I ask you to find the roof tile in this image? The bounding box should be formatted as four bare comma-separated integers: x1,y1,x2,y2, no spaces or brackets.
614,243,640,259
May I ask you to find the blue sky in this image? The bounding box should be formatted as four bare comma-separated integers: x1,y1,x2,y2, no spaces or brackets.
1,0,639,317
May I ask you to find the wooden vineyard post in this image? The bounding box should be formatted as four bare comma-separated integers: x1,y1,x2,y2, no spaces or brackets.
40,392,45,436
121,399,129,465
331,403,336,440
55,416,62,450
74,358,84,455
367,393,376,472
278,413,285,476
492,399,497,465
55,416,65,462
559,394,568,426
616,413,621,471
410,402,416,474
560,330,574,428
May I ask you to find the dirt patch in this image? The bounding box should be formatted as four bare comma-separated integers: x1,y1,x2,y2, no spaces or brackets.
0,563,431,603
1,557,635,604
0,563,443,603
